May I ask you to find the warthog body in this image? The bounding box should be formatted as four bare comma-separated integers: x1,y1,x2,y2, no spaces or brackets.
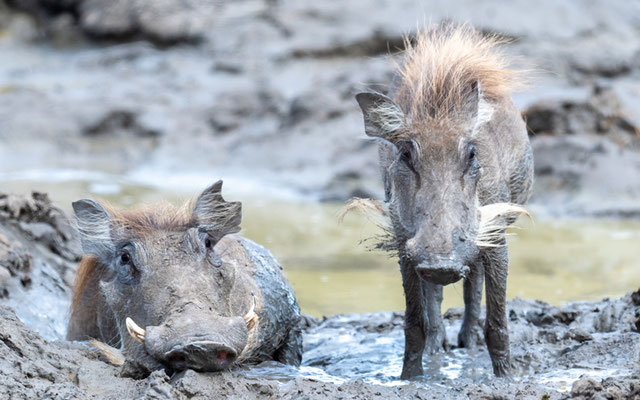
67,181,302,374
356,24,533,378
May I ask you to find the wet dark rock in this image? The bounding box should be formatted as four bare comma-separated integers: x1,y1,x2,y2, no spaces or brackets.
84,109,160,138
283,90,345,128
569,329,593,343
6,0,214,45
290,29,406,59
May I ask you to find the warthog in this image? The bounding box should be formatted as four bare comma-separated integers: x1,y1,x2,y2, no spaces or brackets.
67,181,302,374
355,23,533,378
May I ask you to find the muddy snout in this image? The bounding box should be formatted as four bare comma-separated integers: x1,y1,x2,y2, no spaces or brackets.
406,231,474,285
415,258,470,285
162,340,238,371
143,313,249,372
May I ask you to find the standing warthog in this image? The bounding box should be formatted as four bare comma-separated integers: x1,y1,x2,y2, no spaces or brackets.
355,24,533,378
67,181,302,374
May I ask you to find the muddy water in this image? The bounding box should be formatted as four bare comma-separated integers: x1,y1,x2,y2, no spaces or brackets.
2,171,639,320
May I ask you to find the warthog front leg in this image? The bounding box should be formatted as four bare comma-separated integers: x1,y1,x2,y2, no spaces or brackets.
400,262,426,379
483,244,511,376
423,282,445,354
458,260,484,348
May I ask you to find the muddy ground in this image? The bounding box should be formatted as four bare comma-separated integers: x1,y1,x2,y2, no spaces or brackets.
2,293,640,399
2,0,640,398
1,194,639,399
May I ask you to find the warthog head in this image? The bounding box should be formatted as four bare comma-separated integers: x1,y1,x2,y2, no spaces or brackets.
73,181,258,371
355,26,528,286
356,85,487,285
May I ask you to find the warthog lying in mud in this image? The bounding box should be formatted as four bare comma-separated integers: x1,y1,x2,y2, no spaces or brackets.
355,23,533,378
67,181,302,374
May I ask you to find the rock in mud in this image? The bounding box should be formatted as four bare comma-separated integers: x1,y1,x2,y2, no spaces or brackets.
4,0,215,44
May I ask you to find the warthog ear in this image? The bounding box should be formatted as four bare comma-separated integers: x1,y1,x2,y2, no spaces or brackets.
466,81,494,134
463,81,480,121
355,92,406,140
72,199,115,258
193,180,242,243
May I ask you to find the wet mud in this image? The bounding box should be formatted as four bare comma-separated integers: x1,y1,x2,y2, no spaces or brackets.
1,191,639,399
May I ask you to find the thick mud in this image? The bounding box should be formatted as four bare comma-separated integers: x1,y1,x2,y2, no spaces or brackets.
1,191,639,399
1,294,639,399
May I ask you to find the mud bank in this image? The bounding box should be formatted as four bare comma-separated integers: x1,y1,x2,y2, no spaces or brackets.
1,1,640,216
1,294,639,399
0,192,80,339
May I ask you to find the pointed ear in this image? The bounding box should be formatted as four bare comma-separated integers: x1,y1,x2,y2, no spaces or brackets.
193,180,242,243
462,81,480,121
72,199,114,257
355,92,406,140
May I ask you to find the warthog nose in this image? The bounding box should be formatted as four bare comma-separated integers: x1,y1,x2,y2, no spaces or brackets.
164,341,238,372
415,254,469,286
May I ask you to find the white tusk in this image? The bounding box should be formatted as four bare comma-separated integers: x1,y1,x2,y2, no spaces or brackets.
125,317,146,344
243,293,258,329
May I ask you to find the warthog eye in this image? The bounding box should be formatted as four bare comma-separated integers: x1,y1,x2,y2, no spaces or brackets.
397,140,417,172
205,237,212,249
464,142,479,175
116,248,138,282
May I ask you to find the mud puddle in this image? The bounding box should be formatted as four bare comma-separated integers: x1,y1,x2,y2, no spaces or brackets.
2,170,640,319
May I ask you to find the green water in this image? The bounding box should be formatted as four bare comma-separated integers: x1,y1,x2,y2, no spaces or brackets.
3,178,639,317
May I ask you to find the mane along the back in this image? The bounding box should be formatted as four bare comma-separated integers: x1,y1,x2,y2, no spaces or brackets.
394,23,523,130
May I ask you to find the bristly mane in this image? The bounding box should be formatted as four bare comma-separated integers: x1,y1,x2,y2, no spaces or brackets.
393,22,523,130
106,202,194,236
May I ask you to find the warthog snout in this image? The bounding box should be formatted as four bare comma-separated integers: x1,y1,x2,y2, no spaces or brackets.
406,232,472,285
163,341,239,371
143,313,250,372
415,256,470,285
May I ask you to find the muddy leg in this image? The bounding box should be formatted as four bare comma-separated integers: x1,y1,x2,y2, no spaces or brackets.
400,262,426,379
458,260,484,348
483,244,511,376
424,282,445,354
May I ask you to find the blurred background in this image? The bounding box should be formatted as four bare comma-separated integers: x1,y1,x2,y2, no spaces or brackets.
1,0,639,325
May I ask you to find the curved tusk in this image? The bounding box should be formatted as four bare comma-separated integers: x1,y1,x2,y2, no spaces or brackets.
125,317,146,344
243,293,258,329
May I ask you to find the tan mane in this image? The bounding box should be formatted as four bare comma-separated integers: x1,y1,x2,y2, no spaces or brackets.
393,22,524,130
106,202,193,236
